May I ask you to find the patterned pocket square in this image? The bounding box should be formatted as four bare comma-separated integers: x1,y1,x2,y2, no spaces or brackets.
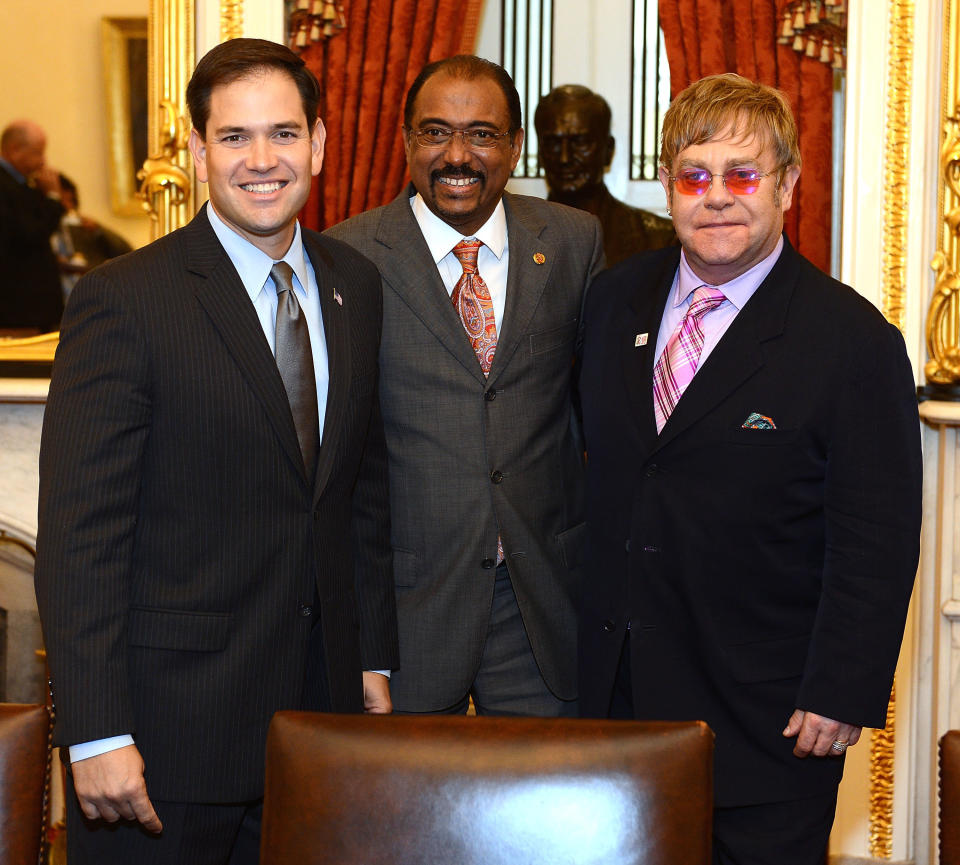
741,412,777,430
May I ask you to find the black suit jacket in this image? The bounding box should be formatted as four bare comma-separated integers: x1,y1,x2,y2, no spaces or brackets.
0,163,64,330
577,238,922,806
35,207,397,802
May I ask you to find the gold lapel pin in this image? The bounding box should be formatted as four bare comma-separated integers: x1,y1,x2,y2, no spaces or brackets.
533,252,546,265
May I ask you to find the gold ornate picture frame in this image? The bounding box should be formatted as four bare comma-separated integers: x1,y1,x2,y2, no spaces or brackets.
102,16,150,218
0,0,192,374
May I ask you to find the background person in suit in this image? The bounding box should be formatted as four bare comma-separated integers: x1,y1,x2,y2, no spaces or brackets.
576,73,922,865
34,38,397,865
0,119,65,332
534,85,675,266
327,55,603,717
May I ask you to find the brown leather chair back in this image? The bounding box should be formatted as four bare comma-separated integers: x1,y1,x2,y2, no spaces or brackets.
261,712,713,865
942,730,960,864
0,703,52,865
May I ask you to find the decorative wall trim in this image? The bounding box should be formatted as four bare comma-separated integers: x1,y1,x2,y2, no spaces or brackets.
221,0,243,41
871,0,916,857
139,0,195,239
925,0,960,386
881,0,913,335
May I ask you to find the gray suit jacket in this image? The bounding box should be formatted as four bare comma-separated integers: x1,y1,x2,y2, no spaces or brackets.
327,189,603,710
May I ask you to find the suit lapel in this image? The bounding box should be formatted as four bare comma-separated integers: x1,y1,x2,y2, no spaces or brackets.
653,238,798,451
487,193,554,386
621,249,680,453
375,190,487,385
186,207,312,488
305,234,350,500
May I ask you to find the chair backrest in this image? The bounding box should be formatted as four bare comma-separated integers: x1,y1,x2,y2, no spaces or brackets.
942,730,960,865
0,703,51,865
261,712,713,865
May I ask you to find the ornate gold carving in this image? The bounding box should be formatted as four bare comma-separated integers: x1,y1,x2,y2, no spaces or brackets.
221,0,244,41
881,0,913,336
869,681,897,858
926,0,960,384
139,0,195,240
869,0,915,856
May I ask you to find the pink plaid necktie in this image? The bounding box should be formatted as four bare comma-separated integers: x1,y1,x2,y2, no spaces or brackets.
451,239,504,563
451,239,498,375
652,286,726,433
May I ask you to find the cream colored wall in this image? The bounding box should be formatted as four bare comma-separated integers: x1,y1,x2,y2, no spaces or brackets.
0,0,152,250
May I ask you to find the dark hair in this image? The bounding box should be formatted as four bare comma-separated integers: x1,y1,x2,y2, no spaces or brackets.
533,84,611,135
186,38,322,138
59,173,78,207
403,55,522,133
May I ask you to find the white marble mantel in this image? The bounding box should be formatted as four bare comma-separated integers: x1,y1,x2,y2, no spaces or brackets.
0,377,48,539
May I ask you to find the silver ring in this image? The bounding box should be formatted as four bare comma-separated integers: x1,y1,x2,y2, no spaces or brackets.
831,740,848,753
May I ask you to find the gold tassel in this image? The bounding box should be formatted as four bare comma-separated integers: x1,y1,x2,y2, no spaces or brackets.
820,38,832,63
793,8,806,29
793,33,805,52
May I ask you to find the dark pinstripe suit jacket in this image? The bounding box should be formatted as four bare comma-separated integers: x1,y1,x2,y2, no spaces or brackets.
34,207,397,802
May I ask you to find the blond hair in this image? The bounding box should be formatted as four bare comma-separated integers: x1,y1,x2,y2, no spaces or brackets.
660,73,800,172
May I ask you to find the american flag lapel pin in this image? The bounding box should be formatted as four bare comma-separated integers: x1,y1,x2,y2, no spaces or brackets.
634,333,648,347
333,288,343,306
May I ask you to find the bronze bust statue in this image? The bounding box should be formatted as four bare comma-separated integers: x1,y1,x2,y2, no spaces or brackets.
534,85,675,266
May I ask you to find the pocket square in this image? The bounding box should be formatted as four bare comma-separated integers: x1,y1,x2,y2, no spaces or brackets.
741,412,776,430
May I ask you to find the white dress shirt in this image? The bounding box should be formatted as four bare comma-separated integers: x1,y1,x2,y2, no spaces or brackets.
410,193,509,331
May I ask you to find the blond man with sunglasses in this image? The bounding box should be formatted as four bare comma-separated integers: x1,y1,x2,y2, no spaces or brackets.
577,73,921,865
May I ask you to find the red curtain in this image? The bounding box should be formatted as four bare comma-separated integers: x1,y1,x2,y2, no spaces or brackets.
300,0,484,231
659,0,833,273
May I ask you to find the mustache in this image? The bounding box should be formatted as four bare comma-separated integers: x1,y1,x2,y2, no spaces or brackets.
431,165,484,183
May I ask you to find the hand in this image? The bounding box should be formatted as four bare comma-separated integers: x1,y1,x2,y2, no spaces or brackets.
70,744,162,832
782,708,862,758
362,671,392,714
32,165,62,197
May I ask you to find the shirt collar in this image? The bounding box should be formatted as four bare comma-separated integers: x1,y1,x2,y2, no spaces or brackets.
205,203,310,302
674,235,784,312
0,158,25,184
410,193,507,263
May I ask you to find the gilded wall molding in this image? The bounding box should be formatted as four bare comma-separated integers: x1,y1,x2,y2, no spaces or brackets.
221,0,244,41
870,0,915,857
139,0,196,239
926,0,960,387
881,0,913,335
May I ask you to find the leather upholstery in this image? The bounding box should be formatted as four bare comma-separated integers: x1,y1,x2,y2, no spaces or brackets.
0,703,51,865
261,712,713,865
941,730,960,864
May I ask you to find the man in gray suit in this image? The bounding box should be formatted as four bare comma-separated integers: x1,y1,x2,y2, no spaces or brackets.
327,55,603,715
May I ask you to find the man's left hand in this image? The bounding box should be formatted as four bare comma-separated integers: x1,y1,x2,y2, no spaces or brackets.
783,708,862,757
362,671,392,714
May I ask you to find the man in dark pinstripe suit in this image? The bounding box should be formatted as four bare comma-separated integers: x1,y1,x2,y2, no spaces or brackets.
34,39,397,865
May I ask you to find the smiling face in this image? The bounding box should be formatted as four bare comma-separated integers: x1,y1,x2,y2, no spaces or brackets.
659,127,799,285
404,71,523,236
188,68,324,259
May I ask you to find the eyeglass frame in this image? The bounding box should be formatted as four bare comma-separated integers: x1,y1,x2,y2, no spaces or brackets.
667,166,785,196
404,124,517,150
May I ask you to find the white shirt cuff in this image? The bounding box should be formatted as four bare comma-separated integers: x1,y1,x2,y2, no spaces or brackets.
69,734,135,763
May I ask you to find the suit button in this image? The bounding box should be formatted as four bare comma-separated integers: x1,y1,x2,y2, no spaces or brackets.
625,540,631,552
481,558,496,569
645,464,658,477
484,389,497,401
490,470,503,484
602,620,616,632
299,605,313,617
